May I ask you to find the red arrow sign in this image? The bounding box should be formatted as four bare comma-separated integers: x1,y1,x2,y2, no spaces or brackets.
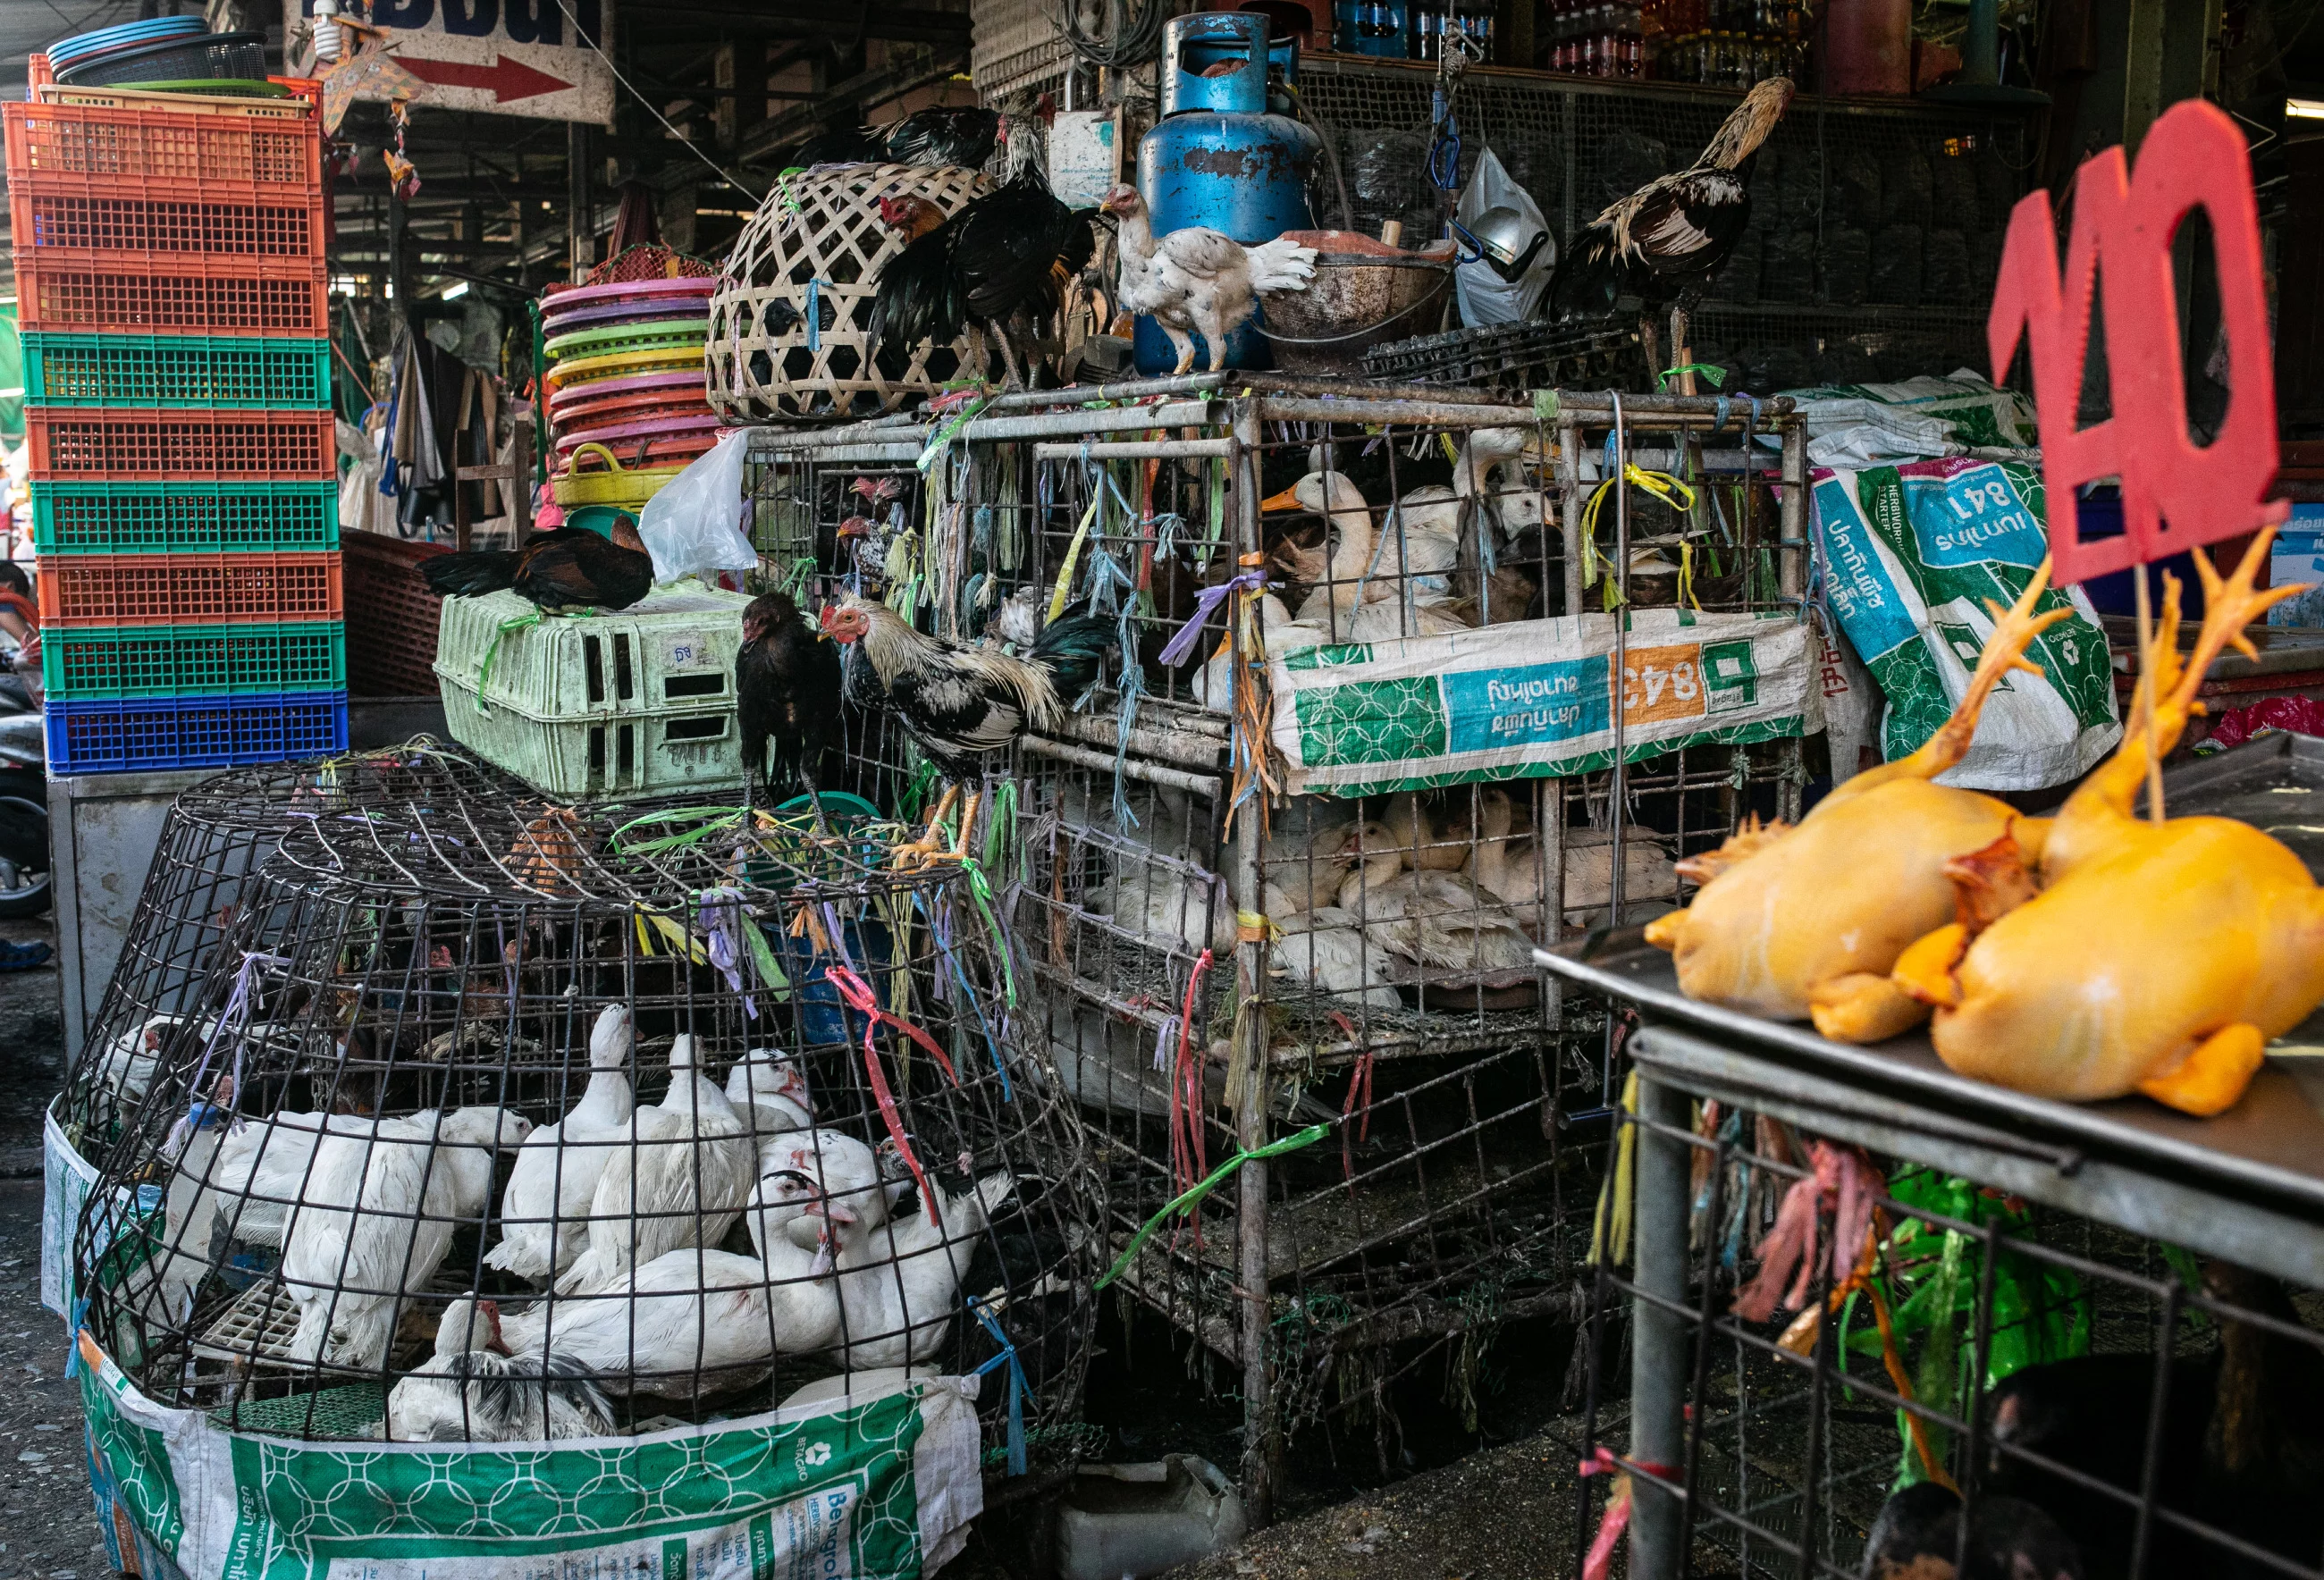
396,53,571,104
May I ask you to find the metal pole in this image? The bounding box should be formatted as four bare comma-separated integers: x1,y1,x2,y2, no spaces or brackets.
1609,394,1630,926
1229,398,1276,1527
1559,416,1584,619
1778,420,1810,824
1630,1073,1692,1580
567,122,593,283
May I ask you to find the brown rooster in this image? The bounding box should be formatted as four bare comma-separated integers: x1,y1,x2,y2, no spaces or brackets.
422,525,653,611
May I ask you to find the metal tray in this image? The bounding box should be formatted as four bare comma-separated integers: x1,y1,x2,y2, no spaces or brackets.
1535,733,2324,1276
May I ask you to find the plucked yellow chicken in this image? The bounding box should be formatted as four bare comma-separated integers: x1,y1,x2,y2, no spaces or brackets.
1894,533,2324,1117
1644,566,2076,1041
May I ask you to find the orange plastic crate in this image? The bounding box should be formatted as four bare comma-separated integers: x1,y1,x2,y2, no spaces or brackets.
27,409,334,481
13,188,324,261
3,99,318,189
15,251,328,336
38,552,344,627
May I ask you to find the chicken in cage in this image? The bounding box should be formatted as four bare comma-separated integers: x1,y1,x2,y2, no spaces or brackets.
67,744,1098,1461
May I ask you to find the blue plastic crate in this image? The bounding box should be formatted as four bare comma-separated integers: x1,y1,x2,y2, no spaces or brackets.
46,690,347,774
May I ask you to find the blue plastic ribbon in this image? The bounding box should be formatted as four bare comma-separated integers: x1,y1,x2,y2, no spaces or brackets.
966,1295,1029,1476
914,892,1011,1102
64,1298,88,1377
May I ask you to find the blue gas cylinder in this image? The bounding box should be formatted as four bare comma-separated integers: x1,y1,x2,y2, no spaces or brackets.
1134,12,1321,374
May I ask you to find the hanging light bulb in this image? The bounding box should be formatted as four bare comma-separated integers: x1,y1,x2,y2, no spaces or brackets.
312,0,344,64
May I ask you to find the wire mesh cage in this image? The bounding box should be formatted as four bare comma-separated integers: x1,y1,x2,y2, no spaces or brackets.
1295,60,2033,389
741,377,1822,1501
69,744,1099,1464
1575,1091,2324,1580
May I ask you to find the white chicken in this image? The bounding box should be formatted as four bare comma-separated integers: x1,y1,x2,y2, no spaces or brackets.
383,1295,617,1442
279,1105,533,1370
726,1045,815,1152
1099,184,1317,374
555,1035,754,1298
828,1164,1015,1370
485,1005,636,1286
501,1239,839,1400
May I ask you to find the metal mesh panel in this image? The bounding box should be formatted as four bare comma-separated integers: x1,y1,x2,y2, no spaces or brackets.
744,385,1817,1490
70,745,1096,1458
1577,1100,2324,1580
1297,62,2033,387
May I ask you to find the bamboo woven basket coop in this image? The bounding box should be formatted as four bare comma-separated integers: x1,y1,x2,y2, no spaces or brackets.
71,744,1099,1473
742,374,1815,1511
706,163,996,424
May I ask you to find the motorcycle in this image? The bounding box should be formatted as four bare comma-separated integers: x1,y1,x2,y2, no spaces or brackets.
0,668,53,919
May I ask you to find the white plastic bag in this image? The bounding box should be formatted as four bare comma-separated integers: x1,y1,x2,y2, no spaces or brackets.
1454,148,1553,326
637,427,757,584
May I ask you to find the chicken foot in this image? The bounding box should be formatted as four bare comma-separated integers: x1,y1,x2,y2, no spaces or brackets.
1832,561,2076,806
894,785,960,870
2044,534,2300,878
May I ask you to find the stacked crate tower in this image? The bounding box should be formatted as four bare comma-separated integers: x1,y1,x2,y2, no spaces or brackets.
6,70,348,775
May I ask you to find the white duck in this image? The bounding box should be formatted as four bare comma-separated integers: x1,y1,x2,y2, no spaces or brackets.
501,1238,839,1400
726,1046,815,1153
1270,906,1402,1010
280,1105,533,1369
383,1295,617,1442
1391,428,1545,555
555,1035,754,1298
485,1006,636,1286
1335,820,1535,973
1382,793,1470,872
1190,592,1328,712
1562,819,1680,924
761,1128,892,1252
1273,471,1472,643
828,1164,1015,1369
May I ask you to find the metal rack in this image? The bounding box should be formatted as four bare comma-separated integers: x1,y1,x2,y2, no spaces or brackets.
746,372,1819,1517
1538,731,2324,1580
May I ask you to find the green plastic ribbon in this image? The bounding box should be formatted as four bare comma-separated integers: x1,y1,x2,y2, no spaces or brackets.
1657,360,1729,392
473,608,543,711
1094,1122,1330,1291
918,394,992,475
609,804,747,853
953,853,1016,1007
1531,388,1562,422
737,906,789,993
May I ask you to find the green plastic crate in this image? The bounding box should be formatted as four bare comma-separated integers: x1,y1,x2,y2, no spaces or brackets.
43,620,345,700
21,332,332,408
433,583,750,800
32,479,339,554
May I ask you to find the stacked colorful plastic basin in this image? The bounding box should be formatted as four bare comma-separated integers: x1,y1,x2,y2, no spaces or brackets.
541,277,719,527
6,71,347,773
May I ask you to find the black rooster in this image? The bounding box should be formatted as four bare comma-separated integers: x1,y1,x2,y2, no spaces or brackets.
787,106,1006,172
1984,1261,2324,1577
421,526,653,611
736,591,846,828
819,592,1114,866
1548,77,1793,375
870,172,1096,390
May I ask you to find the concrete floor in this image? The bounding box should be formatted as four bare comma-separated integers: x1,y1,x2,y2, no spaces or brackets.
0,913,112,1580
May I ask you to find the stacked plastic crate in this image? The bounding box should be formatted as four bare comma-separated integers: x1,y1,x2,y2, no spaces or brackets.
5,74,348,774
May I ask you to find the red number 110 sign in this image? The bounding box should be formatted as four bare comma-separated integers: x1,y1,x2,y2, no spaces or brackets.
1988,98,2286,584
